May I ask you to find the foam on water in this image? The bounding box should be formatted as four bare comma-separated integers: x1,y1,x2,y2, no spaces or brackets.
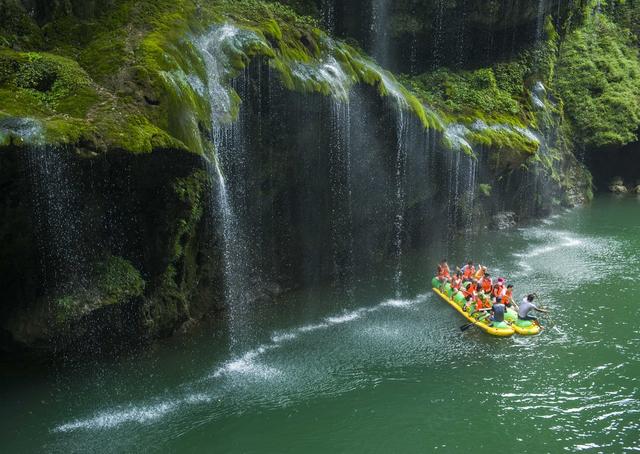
53,293,426,433
53,394,213,433
325,309,366,324
211,345,280,379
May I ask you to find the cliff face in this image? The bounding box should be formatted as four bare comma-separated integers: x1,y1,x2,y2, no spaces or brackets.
0,0,637,357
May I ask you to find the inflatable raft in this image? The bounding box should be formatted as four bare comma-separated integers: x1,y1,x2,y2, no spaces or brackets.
505,308,542,335
431,277,515,337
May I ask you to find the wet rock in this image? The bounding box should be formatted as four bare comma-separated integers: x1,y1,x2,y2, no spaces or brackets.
633,185,640,194
491,212,517,230
608,176,628,193
609,185,628,194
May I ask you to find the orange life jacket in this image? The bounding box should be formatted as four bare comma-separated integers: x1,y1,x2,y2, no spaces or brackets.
462,265,475,280
481,278,493,293
474,267,486,280
452,277,462,290
504,289,513,304
475,294,487,310
462,282,477,298
492,285,504,298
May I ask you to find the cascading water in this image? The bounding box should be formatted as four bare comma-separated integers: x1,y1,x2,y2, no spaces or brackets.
327,98,356,301
24,144,88,296
432,0,446,70
463,153,479,235
456,0,469,68
197,26,261,352
321,0,336,33
370,0,391,67
393,108,408,298
536,0,547,43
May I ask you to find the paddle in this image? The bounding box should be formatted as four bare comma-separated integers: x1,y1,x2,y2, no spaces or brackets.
460,312,490,332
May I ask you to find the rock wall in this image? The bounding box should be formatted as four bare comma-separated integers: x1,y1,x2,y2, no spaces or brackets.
1,0,634,358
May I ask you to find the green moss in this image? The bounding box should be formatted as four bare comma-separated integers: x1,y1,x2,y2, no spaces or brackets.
0,0,44,50
172,169,207,261
405,65,530,127
556,10,640,149
0,50,100,117
479,184,492,197
95,255,146,306
54,255,145,324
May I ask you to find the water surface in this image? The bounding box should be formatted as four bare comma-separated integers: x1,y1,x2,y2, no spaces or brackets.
2,196,639,453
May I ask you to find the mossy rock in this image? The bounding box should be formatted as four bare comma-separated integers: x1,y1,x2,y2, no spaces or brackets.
54,255,145,324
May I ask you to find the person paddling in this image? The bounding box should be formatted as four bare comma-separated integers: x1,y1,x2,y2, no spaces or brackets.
518,294,548,325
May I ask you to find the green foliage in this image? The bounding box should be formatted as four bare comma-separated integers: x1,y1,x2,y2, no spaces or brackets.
405,64,529,126
479,184,492,197
556,11,640,148
0,0,44,50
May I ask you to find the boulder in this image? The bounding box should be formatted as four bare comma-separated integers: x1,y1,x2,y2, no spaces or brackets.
490,212,517,230
609,185,628,194
608,176,628,193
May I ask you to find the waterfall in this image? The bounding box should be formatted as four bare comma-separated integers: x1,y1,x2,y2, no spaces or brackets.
197,26,260,351
25,145,88,296
536,0,547,43
432,0,445,70
464,154,479,235
456,0,468,68
393,108,408,298
484,0,498,61
371,0,391,66
321,0,336,33
328,99,355,301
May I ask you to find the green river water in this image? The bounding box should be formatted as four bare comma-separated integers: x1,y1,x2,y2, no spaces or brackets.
2,195,639,453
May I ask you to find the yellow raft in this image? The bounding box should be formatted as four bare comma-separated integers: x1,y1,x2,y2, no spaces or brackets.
431,283,515,337
432,277,542,336
505,308,542,336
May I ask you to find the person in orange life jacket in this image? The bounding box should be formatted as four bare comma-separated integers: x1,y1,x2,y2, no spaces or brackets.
460,261,475,281
474,291,489,311
462,280,478,311
492,278,505,302
503,284,514,307
462,279,478,299
451,272,463,291
437,258,451,282
480,274,493,293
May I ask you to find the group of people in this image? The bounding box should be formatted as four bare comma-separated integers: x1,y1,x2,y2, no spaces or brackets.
436,259,548,325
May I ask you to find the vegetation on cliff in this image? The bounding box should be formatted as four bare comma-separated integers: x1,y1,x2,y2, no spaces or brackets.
0,0,443,155
557,6,640,149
